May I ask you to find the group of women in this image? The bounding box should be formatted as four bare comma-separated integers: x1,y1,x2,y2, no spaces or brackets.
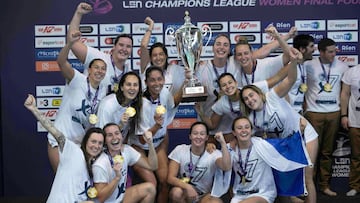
24,2,320,203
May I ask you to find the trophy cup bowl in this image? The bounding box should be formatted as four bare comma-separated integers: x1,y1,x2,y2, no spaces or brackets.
172,11,210,102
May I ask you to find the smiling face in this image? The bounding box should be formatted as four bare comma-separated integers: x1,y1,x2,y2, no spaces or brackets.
121,74,140,102
234,44,253,70
85,132,104,158
103,124,123,154
112,36,133,62
145,68,164,98
232,117,252,143
219,74,238,97
241,87,264,111
150,47,167,69
213,35,231,60
189,123,209,148
88,59,107,85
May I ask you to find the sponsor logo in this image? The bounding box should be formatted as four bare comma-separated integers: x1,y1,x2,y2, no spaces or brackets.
79,24,98,35
168,118,197,129
35,25,65,36
295,20,325,31
230,21,261,32
39,109,58,119
261,21,294,32
69,60,85,72
36,97,62,108
337,55,358,66
328,32,358,42
337,43,358,53
132,23,163,34
35,37,66,48
100,24,130,34
36,86,64,96
133,47,141,58
100,36,117,47
262,32,292,43
79,36,98,47
35,49,60,60
231,33,260,44
328,19,358,31
197,22,228,32
132,35,160,46
35,61,60,72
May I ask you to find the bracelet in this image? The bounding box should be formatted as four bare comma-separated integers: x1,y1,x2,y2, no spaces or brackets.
146,29,152,32
341,115,348,118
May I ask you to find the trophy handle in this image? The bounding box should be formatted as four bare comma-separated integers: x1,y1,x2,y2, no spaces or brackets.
201,24,212,47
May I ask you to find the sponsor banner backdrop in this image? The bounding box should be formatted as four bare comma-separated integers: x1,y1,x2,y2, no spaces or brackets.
1,0,359,197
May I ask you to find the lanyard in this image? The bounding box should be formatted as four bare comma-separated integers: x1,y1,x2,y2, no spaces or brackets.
319,58,332,83
242,61,257,85
298,64,306,83
237,143,252,175
86,77,100,114
111,56,125,83
253,103,267,131
228,95,242,116
212,60,228,80
105,149,122,167
188,147,205,178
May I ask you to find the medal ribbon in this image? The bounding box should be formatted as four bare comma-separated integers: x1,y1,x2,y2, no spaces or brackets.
238,143,252,176
298,64,306,83
242,61,257,85
188,147,205,178
212,60,228,84
87,77,100,114
319,58,332,84
105,149,122,167
228,94,242,116
111,56,126,84
253,103,267,132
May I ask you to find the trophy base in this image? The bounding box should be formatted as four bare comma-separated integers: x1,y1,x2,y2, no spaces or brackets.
182,86,208,103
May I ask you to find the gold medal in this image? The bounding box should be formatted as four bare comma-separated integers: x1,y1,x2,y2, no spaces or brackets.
181,177,190,183
242,176,246,185
155,105,166,115
89,114,98,124
299,83,308,93
125,107,136,117
324,83,332,92
87,187,98,198
263,132,267,139
113,83,119,93
113,155,124,164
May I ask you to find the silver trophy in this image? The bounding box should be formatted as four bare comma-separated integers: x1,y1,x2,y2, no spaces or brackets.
166,11,211,102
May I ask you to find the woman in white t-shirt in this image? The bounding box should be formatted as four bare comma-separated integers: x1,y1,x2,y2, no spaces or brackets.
167,121,231,203
25,94,105,203
240,51,318,202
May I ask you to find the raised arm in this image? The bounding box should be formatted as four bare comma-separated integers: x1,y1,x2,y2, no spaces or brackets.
252,26,297,59
67,2,93,63
136,131,158,170
24,94,66,151
214,132,232,171
265,25,292,65
274,48,302,98
340,82,350,130
57,30,82,82
140,17,155,73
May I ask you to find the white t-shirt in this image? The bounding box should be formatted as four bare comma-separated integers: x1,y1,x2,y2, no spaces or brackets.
168,144,222,194
141,64,185,95
230,140,276,203
48,70,107,146
248,89,301,138
47,139,90,202
341,65,360,128
288,64,307,113
129,88,177,149
92,146,140,203
305,57,348,113
84,46,134,94
195,57,240,135
96,93,125,128
237,54,284,87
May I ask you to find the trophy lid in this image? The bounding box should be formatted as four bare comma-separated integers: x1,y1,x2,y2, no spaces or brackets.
184,11,191,26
